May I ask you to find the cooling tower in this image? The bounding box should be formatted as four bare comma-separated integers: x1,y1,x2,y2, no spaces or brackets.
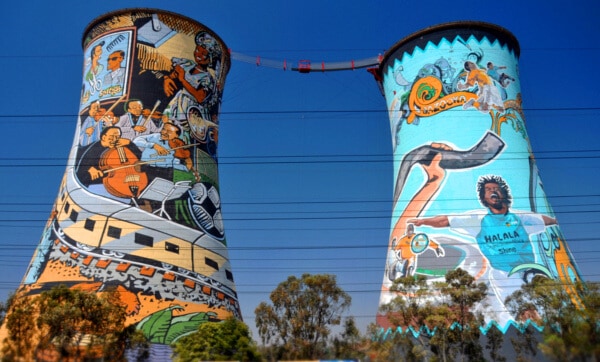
374,21,582,332
17,8,239,345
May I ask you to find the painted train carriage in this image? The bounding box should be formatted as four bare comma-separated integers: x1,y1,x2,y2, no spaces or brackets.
52,167,237,300
18,9,241,346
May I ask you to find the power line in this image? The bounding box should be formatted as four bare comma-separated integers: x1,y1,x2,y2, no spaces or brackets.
1,155,600,169
1,106,600,119
3,146,600,158
0,236,597,251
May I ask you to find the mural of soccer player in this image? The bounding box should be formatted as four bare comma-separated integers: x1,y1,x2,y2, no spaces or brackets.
486,62,515,88
457,61,505,112
408,174,558,325
387,131,506,246
381,131,506,317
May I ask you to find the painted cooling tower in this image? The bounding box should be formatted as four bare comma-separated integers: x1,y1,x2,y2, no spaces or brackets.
18,9,239,344
375,21,581,332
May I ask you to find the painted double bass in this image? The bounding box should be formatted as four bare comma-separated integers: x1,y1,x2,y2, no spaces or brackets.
99,144,148,198
98,99,161,199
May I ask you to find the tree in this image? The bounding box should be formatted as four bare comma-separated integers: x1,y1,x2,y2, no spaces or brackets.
377,273,434,359
1,285,148,361
254,273,351,360
374,268,489,362
364,322,427,362
330,317,365,361
35,285,132,360
437,268,488,361
509,323,539,362
484,324,507,362
1,292,38,361
171,317,261,362
505,276,600,361
0,293,9,327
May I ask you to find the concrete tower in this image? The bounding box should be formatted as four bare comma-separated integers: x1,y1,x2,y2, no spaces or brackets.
374,21,582,332
17,8,239,345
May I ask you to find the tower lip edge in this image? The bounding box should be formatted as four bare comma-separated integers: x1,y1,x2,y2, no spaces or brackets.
80,7,231,80
377,20,520,79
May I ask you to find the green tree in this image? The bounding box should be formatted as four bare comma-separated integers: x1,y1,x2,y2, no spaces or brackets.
1,292,38,361
35,285,132,360
330,317,365,361
364,322,427,362
484,324,507,362
375,268,489,362
377,273,434,359
0,293,9,327
172,317,261,362
437,268,487,361
509,324,538,362
254,273,351,360
505,276,600,361
1,285,148,361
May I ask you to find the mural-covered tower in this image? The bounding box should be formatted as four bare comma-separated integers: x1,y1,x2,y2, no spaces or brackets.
17,8,239,344
375,21,582,332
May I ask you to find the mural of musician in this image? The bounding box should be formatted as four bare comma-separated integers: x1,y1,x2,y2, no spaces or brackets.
76,126,145,201
17,9,239,348
375,22,583,333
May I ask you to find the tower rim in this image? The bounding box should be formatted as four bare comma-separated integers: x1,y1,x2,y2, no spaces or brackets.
377,20,520,78
81,7,231,71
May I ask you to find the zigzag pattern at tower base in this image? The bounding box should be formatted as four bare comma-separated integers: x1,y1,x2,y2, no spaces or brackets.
373,21,583,331
376,322,551,361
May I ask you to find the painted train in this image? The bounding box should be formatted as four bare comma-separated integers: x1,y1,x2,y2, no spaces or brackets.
50,153,237,301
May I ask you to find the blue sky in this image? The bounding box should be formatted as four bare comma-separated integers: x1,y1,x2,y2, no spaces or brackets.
0,0,598,337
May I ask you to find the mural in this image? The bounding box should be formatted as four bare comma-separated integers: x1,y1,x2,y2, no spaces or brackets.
18,9,239,344
375,22,582,333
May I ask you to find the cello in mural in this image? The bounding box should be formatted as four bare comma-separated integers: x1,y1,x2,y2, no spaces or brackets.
374,21,582,333
18,8,239,345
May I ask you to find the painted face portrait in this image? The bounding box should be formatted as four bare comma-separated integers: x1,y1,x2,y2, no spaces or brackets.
19,10,238,350
376,22,580,333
